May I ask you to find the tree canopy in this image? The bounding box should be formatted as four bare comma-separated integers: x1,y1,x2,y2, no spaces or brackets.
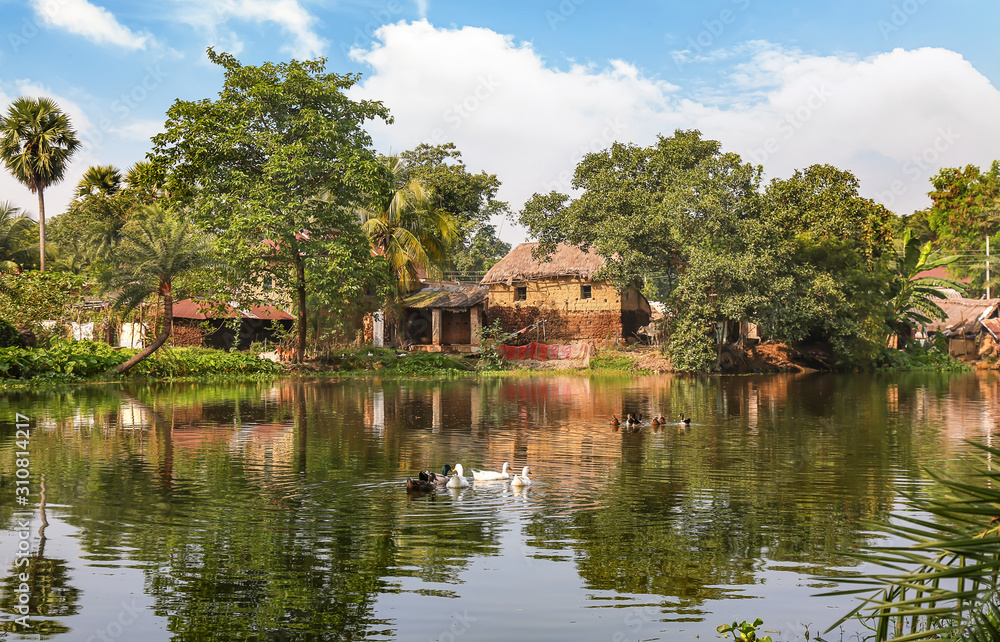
148,48,392,360
401,143,511,275
519,130,896,371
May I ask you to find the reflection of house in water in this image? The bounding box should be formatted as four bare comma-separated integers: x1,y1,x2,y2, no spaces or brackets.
119,400,151,430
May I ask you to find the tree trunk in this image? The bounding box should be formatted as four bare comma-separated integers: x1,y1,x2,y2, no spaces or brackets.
112,285,173,374
295,256,307,363
37,189,46,272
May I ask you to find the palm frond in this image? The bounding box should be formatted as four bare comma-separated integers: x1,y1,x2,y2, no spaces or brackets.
823,442,1000,640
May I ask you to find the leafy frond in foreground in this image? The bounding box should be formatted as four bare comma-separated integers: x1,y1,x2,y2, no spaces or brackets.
822,442,1000,641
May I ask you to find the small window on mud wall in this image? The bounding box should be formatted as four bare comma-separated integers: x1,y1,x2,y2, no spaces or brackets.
515,286,527,301
580,285,592,299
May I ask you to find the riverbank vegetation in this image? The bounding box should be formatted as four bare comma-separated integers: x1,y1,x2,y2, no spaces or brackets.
1,52,997,379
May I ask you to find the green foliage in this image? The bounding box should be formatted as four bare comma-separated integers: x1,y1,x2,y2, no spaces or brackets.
824,442,1000,641
518,133,894,371
129,346,284,378
474,319,515,371
0,339,127,379
149,48,392,360
0,270,85,335
0,317,19,347
0,339,282,381
0,201,39,271
0,96,81,271
322,347,470,374
587,354,636,371
884,229,965,343
878,341,969,372
928,161,1000,258
717,618,773,642
359,155,458,292
401,143,511,275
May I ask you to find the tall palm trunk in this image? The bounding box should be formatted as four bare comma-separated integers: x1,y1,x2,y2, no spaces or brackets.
113,284,173,374
36,189,45,272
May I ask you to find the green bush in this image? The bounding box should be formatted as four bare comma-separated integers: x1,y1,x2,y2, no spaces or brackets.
0,340,284,381
0,318,19,348
0,339,124,379
878,340,969,372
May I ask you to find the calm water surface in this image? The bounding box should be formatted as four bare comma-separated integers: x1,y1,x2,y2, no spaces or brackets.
1,372,999,640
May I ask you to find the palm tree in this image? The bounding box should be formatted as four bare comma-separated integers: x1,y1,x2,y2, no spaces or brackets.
103,205,214,374
0,97,80,272
0,201,39,272
885,229,965,347
359,155,458,293
824,442,1000,641
74,164,122,200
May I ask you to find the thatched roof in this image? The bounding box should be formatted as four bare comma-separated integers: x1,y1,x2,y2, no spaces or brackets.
402,283,488,310
480,243,605,286
924,298,1000,335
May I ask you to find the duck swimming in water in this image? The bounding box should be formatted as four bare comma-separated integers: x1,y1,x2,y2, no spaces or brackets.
420,464,453,485
472,462,510,481
511,466,532,486
447,463,470,488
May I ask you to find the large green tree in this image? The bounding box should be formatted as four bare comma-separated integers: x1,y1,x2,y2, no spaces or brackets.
519,131,894,371
102,205,214,374
923,161,1000,293
401,143,511,275
149,49,391,361
0,96,80,272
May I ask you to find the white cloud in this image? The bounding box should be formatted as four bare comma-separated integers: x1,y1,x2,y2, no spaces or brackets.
174,0,326,59
31,0,153,50
349,23,1000,245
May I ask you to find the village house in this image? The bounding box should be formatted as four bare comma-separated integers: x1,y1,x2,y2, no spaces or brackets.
480,242,651,345
396,281,488,352
921,297,1000,359
169,298,295,351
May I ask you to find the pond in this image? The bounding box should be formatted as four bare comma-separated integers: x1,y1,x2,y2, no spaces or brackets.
1,372,999,641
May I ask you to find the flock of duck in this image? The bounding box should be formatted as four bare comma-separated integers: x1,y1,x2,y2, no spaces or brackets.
405,413,692,493
610,412,691,432
406,462,531,493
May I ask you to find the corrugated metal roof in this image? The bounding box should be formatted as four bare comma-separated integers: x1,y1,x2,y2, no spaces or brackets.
173,298,295,320
982,318,1000,340
401,284,488,310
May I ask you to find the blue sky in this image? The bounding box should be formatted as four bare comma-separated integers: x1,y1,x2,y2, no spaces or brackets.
1,0,999,245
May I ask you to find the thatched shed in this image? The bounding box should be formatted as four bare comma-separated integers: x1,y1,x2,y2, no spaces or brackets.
480,242,650,345
921,297,1000,358
398,283,488,352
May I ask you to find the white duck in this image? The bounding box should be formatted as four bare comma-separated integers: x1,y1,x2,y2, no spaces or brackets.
511,466,532,487
447,463,470,488
471,461,510,482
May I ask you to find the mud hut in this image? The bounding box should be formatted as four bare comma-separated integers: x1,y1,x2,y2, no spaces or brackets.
480,243,650,344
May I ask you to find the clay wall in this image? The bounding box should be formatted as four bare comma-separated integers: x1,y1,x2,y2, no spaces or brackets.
488,277,622,312
487,306,622,344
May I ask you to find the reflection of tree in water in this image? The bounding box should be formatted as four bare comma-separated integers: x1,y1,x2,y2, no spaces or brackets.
35,384,502,641
0,476,81,636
